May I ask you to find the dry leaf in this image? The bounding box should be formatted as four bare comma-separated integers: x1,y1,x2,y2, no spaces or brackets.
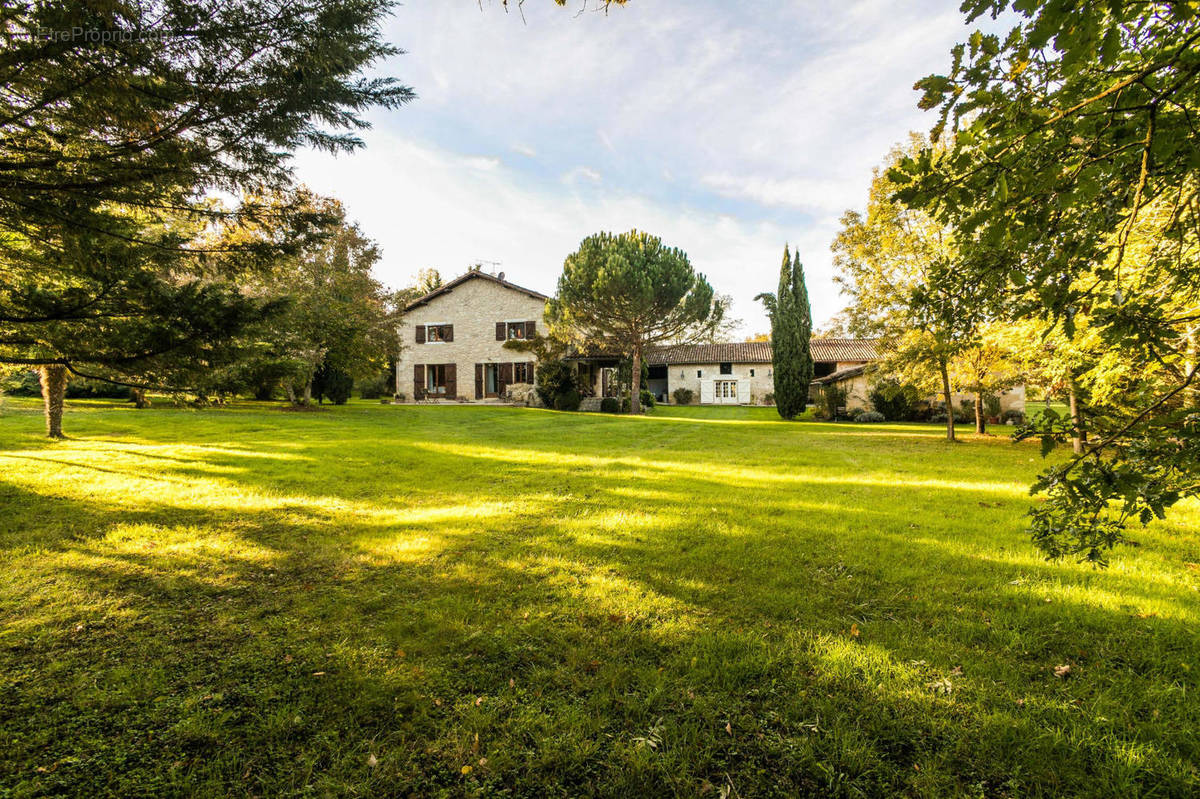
724,721,732,736
1054,664,1071,678
311,671,325,676
508,678,515,688
849,623,860,638
475,696,484,706
460,765,472,775
366,753,378,768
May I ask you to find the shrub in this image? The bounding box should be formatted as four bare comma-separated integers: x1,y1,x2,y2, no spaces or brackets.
984,393,1002,419
1001,408,1026,424
358,373,391,400
672,387,694,405
600,397,619,414
536,359,578,408
819,385,847,420
763,392,774,405
868,379,920,421
855,410,886,423
313,364,353,405
847,406,864,419
0,369,40,396
639,389,655,409
553,389,581,411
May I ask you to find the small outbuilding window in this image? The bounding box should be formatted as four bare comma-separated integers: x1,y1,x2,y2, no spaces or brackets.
750,369,755,377
719,362,732,375
696,370,702,378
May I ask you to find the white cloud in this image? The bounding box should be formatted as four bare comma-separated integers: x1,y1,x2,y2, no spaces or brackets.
563,166,602,183
291,0,995,333
700,174,868,217
292,133,849,335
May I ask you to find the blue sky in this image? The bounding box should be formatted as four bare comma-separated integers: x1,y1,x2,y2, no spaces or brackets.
293,0,995,336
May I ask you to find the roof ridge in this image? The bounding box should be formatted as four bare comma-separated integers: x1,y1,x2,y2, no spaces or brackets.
405,270,550,310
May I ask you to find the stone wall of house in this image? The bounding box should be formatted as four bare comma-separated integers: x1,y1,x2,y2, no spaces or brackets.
396,277,544,401
665,362,775,405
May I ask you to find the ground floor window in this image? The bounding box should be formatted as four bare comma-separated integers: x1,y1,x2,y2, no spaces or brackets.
426,364,448,394
715,379,738,400
485,364,499,395
513,362,530,383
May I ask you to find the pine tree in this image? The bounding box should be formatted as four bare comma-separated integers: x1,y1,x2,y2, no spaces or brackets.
0,0,412,436
757,246,814,420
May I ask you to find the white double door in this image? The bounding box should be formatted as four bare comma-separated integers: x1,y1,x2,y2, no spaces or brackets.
700,378,749,405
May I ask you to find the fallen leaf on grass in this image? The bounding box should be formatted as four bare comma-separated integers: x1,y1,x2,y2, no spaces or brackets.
366,754,378,768
460,765,472,775
849,623,860,638
724,721,732,736
1054,664,1072,678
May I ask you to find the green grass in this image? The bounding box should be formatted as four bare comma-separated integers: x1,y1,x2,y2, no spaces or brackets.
1,398,1198,797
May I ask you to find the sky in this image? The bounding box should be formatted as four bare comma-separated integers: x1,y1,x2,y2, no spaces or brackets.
292,0,995,337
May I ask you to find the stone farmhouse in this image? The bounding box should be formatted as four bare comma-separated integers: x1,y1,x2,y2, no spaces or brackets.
398,270,545,401
395,270,1023,412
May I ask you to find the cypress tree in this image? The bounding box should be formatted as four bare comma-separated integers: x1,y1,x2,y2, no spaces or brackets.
757,246,815,420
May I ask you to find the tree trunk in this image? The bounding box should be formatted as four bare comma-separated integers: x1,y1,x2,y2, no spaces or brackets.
974,392,986,434
630,344,643,414
940,359,955,442
286,383,297,404
302,378,313,405
1187,324,1199,409
38,364,68,439
131,388,149,408
1068,380,1086,455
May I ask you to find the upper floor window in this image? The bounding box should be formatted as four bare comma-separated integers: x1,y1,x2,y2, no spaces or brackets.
417,324,452,343
719,362,733,375
496,320,536,341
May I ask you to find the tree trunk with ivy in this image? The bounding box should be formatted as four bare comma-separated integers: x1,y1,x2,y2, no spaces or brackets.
38,365,68,439
974,393,986,434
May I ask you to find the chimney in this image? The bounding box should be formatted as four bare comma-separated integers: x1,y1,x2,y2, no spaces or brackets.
497,271,506,281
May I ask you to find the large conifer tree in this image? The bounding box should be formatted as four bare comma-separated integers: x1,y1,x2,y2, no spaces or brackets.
757,246,814,420
0,0,412,436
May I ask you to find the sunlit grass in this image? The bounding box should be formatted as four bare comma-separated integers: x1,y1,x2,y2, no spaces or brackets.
0,397,1197,797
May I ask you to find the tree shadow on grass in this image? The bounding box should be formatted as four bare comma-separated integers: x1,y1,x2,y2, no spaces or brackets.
1,406,1198,797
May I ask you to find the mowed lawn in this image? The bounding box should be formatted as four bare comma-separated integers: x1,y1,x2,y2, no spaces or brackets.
1,400,1198,798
